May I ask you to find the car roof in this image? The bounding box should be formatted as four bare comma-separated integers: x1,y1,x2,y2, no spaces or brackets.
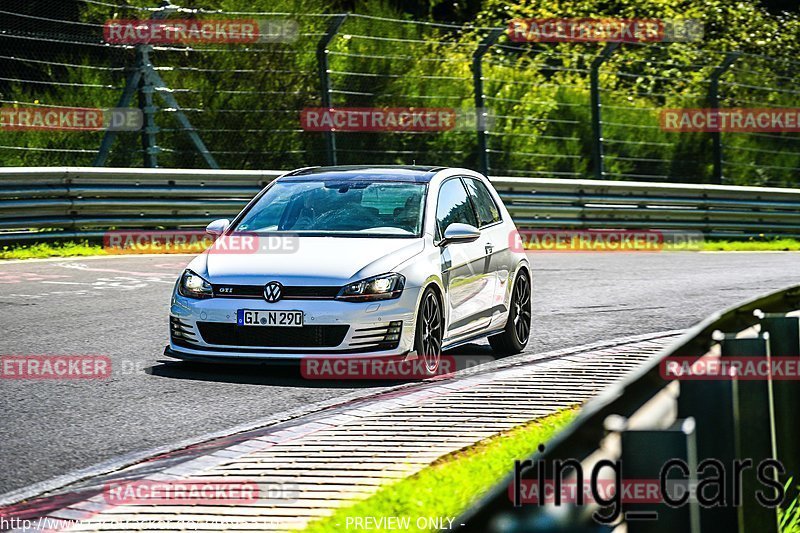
279,165,448,183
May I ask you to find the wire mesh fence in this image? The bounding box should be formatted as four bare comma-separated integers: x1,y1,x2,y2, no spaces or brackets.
1,1,799,186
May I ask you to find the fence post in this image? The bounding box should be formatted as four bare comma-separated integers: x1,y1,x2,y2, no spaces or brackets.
589,43,619,181
316,14,347,167
472,28,503,176
94,1,174,167
138,47,159,168
708,52,740,184
148,68,219,169
93,0,217,168
93,66,142,167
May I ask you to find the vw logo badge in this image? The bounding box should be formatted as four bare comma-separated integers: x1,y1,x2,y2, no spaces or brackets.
264,281,283,303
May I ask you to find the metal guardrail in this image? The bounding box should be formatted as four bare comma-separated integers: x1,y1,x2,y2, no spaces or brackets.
0,168,281,242
456,284,800,532
2,167,800,243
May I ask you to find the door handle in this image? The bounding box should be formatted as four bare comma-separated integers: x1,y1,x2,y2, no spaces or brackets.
485,243,494,255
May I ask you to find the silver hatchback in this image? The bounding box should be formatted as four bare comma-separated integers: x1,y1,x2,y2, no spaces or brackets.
166,166,531,374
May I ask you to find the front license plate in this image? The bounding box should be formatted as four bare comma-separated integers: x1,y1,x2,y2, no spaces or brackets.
237,309,304,327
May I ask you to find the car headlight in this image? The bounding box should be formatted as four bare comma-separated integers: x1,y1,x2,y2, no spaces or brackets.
178,269,213,299
337,273,405,302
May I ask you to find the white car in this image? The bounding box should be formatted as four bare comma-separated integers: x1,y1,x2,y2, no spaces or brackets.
166,166,531,374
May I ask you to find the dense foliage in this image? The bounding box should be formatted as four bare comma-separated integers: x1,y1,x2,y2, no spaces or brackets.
1,0,798,185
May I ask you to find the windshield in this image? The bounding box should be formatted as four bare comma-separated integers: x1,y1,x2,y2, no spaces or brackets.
233,180,427,237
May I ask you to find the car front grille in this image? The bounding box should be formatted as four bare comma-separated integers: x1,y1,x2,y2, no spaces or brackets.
197,322,349,348
212,284,340,300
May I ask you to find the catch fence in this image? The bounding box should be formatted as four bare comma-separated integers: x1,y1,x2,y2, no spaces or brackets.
1,2,799,186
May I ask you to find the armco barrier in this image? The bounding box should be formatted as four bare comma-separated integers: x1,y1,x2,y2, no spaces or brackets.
455,284,800,532
2,167,800,242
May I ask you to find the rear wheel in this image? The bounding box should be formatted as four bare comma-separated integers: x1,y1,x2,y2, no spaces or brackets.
489,270,531,355
414,287,443,375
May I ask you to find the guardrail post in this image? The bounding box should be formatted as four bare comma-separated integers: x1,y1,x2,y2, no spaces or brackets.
719,332,779,533
707,52,740,184
316,14,347,167
589,43,619,181
677,360,738,531
757,313,800,493
472,29,503,175
620,419,700,532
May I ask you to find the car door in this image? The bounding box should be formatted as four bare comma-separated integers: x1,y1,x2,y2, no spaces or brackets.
436,178,495,339
462,177,510,314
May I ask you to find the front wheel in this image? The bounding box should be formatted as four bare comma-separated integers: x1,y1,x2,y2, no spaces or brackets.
489,270,531,355
414,287,443,375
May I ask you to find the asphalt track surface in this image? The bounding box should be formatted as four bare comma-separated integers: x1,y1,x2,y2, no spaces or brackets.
0,252,798,496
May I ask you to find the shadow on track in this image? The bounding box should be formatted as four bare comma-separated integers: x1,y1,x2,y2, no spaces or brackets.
146,342,498,388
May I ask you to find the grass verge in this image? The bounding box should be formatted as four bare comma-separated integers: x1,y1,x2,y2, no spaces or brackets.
2,237,800,261
781,479,800,533
0,241,105,260
302,407,579,533
522,237,800,252
0,240,206,260
700,238,800,252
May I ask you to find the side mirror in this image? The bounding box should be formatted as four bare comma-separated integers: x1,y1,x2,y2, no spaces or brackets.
440,223,480,246
205,218,230,237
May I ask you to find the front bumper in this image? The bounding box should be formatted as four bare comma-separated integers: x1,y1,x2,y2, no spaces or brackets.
166,286,419,361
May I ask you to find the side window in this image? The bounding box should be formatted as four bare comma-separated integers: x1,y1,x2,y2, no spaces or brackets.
463,178,501,227
436,179,478,236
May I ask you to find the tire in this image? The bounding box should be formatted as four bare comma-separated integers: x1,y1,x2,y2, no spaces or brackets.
414,287,443,375
489,270,531,355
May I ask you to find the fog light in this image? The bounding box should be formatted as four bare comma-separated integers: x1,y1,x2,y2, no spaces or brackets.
381,321,403,346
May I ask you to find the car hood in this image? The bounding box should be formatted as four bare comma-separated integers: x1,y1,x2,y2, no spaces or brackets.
188,236,425,286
